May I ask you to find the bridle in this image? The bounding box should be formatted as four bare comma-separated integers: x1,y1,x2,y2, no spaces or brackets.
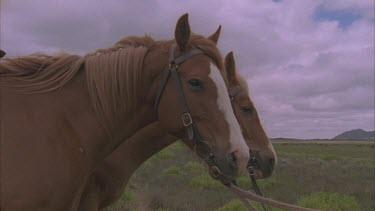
154,43,206,145
154,43,269,210
153,43,230,184
229,85,271,211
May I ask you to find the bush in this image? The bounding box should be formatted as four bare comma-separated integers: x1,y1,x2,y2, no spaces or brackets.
297,192,362,211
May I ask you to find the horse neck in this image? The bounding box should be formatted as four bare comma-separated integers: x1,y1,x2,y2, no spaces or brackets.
92,45,171,165
104,122,176,184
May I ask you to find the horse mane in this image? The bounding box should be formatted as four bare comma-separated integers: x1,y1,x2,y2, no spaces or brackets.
0,34,223,132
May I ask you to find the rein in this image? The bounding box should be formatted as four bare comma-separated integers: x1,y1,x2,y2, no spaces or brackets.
229,184,319,211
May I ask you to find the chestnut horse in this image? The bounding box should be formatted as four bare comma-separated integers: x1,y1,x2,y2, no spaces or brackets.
0,14,249,211
77,52,277,210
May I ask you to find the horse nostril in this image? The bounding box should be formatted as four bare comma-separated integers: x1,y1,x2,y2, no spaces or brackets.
230,152,237,162
228,151,238,168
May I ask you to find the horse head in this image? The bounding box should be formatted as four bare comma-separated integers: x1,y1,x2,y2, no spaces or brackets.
155,14,250,179
224,52,277,179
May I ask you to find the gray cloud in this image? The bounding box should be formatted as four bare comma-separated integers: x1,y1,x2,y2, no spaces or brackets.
1,0,374,139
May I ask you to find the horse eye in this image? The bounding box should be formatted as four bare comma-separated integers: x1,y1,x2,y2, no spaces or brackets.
242,106,253,114
188,79,203,89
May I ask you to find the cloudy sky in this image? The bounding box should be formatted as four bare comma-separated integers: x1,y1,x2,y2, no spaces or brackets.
1,0,374,139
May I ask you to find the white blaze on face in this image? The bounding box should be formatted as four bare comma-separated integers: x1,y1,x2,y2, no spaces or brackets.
208,63,250,173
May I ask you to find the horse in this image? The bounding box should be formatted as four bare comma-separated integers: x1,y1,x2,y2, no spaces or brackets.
77,52,277,210
0,14,249,211
224,52,276,179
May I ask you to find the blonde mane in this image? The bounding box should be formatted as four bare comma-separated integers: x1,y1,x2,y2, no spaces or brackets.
0,34,223,132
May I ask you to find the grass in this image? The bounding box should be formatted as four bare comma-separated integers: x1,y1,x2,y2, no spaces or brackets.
105,140,374,211
162,166,184,175
184,161,205,172
297,192,362,211
190,172,224,190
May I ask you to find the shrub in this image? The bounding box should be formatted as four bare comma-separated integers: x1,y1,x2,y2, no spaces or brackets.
297,192,362,211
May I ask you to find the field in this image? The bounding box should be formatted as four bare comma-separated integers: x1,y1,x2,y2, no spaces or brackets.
105,140,375,211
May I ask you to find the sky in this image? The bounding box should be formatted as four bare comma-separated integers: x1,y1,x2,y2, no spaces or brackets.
0,0,374,139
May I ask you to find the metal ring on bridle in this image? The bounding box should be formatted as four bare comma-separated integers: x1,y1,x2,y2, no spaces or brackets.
247,165,255,176
209,166,221,178
194,141,214,159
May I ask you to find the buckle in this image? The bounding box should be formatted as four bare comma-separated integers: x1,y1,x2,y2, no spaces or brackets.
182,112,193,126
169,62,179,70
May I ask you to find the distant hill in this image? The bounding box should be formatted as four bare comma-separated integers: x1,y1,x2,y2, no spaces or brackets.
333,129,375,140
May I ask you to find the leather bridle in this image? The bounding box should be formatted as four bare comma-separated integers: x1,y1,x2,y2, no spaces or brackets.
153,44,232,184
229,86,271,211
154,44,269,210
154,44,206,145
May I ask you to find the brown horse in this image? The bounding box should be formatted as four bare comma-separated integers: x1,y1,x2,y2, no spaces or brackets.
224,52,276,179
77,52,277,210
0,14,249,211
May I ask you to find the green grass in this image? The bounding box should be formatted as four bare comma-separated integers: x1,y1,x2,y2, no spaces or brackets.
162,166,184,175
190,172,224,190
215,199,284,211
105,140,374,211
106,190,136,210
184,161,205,172
156,148,175,159
215,199,248,211
297,192,362,211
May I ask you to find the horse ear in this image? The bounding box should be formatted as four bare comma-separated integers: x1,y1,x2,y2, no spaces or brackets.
225,51,236,83
0,50,6,58
175,13,190,51
207,25,221,44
